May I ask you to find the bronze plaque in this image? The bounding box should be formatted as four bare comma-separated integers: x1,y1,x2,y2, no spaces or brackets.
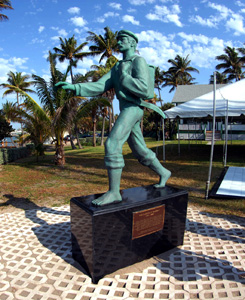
132,205,165,240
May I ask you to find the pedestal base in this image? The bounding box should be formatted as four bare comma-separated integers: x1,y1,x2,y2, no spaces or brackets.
71,185,188,283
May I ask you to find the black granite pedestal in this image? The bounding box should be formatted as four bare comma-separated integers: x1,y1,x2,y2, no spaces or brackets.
71,185,188,283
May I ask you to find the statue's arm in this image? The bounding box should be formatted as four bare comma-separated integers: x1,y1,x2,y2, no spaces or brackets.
55,71,113,97
120,57,151,99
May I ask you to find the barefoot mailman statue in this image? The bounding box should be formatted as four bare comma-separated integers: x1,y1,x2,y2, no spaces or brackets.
55,30,171,206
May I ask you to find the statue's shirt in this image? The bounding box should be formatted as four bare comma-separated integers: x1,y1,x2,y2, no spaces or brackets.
74,55,154,111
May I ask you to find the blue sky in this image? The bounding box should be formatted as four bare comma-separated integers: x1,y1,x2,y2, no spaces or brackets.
1,0,245,125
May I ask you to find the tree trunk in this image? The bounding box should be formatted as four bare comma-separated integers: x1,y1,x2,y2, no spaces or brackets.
69,129,77,150
158,88,163,107
109,107,112,132
141,118,144,133
70,62,74,83
76,131,83,149
75,124,83,149
10,136,17,148
101,115,106,146
55,143,65,166
93,118,97,147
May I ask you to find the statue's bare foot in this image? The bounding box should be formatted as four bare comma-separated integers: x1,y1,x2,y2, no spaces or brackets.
154,170,171,188
92,191,122,206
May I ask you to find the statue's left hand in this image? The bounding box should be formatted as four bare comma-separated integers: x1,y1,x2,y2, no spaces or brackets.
54,82,75,92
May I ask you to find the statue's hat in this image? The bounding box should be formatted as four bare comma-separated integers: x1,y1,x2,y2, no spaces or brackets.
117,30,138,43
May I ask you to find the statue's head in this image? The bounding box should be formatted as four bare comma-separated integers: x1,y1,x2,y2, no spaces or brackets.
117,30,138,52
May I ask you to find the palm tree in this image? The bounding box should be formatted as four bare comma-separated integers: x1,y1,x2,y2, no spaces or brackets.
215,46,244,81
167,54,199,84
1,71,35,143
0,71,35,107
162,55,198,93
162,71,195,93
0,109,13,142
53,35,91,83
2,101,21,147
76,97,110,147
209,72,231,84
0,0,13,21
86,26,119,63
33,51,83,165
154,67,165,107
98,105,108,146
86,56,118,131
238,44,245,64
2,89,51,155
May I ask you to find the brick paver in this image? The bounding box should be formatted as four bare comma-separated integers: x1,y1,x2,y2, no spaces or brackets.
0,205,244,299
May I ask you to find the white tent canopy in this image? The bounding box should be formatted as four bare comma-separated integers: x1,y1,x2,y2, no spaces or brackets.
164,79,245,119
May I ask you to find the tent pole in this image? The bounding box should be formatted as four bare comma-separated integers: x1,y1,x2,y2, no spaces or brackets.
205,72,217,199
162,118,166,162
178,119,180,156
224,99,228,167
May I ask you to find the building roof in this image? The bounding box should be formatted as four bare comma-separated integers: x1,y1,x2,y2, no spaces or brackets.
172,84,227,104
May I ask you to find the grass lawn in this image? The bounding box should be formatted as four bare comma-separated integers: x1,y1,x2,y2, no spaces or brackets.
0,138,244,217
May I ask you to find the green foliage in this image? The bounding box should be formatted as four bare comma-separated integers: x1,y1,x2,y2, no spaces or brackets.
0,147,31,164
0,0,13,21
78,137,107,146
86,26,119,63
215,46,245,81
163,55,199,93
143,103,177,139
0,110,13,140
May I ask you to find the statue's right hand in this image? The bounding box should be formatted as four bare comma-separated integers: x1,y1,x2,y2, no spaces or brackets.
54,82,75,92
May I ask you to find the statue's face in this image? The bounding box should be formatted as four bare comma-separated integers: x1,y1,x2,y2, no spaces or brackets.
117,35,131,52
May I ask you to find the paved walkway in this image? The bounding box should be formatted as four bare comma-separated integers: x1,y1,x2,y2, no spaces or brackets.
0,205,244,300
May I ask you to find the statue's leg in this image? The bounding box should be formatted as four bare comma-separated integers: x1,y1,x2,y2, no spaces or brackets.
92,107,143,206
127,121,171,188
92,168,123,206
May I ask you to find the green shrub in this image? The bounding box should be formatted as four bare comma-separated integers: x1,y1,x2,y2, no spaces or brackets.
78,137,107,146
0,147,31,164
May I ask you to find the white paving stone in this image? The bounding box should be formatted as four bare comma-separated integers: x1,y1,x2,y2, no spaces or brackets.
0,205,244,299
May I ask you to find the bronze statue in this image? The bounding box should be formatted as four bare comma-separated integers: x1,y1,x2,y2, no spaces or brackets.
55,30,171,206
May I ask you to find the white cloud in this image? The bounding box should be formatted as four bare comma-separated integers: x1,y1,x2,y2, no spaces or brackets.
189,15,217,28
178,32,209,45
95,11,120,23
50,28,68,42
136,30,181,68
127,8,136,13
67,7,80,14
105,12,119,18
128,0,155,5
31,38,44,44
51,36,60,42
226,14,245,35
122,15,140,25
70,16,87,27
236,0,245,7
0,57,29,85
38,26,45,33
189,2,245,35
159,0,176,2
134,30,236,74
58,29,68,37
146,5,183,27
108,2,122,10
